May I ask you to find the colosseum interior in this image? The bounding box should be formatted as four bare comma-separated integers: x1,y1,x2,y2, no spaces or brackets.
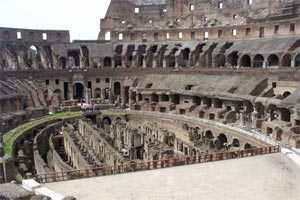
0,0,300,199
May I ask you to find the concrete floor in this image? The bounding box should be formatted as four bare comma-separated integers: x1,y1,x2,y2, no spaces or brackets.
45,153,300,200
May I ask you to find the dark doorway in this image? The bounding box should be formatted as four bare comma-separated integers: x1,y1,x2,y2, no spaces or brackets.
73,83,84,100
114,82,121,96
67,50,80,66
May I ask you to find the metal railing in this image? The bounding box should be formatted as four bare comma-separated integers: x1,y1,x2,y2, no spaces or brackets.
35,145,280,183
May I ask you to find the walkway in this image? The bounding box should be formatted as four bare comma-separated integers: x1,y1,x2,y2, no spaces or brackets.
44,153,300,200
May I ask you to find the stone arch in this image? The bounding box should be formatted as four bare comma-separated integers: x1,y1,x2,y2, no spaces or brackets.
217,133,227,146
81,45,90,67
281,54,292,67
214,54,226,67
205,130,214,139
95,88,101,98
104,87,110,99
180,48,190,67
282,91,291,99
253,54,264,68
139,55,144,67
114,82,121,96
103,117,112,125
280,108,291,122
244,143,252,149
67,50,80,67
267,54,279,67
114,55,122,67
43,45,53,67
255,102,265,119
169,48,178,68
92,57,101,68
227,51,238,66
28,45,39,69
103,57,112,67
295,54,300,67
59,57,67,68
73,83,84,100
240,54,251,67
232,138,240,148
161,94,169,102
151,93,159,102
171,94,180,104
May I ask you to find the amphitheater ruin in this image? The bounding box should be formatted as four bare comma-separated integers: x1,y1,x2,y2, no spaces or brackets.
0,0,300,199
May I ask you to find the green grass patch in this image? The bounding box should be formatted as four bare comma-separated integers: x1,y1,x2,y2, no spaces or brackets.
15,171,23,183
3,111,82,156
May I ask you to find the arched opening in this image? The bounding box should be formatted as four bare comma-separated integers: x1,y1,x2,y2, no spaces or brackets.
295,54,300,67
114,56,122,67
180,48,190,67
172,94,180,104
280,108,290,122
169,48,178,68
95,88,101,98
205,130,214,139
296,140,300,149
151,94,159,102
214,54,226,67
253,54,264,68
73,83,84,100
184,147,189,155
281,54,292,67
227,51,238,66
232,138,240,148
282,91,291,99
152,45,157,53
244,143,252,149
43,46,53,67
80,45,90,67
213,99,222,108
193,96,201,105
105,32,111,41
114,82,121,96
28,45,38,68
103,57,112,67
67,50,80,66
139,55,144,67
103,117,112,125
255,102,265,119
202,97,212,107
268,54,279,67
59,57,67,68
92,57,100,68
240,54,251,67
218,134,227,147
104,87,110,99
161,94,169,102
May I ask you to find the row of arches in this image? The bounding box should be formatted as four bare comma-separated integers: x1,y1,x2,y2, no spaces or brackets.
215,53,300,68
52,81,121,101
2,41,299,70
204,130,251,150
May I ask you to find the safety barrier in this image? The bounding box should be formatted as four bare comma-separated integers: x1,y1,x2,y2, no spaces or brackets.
36,145,280,183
